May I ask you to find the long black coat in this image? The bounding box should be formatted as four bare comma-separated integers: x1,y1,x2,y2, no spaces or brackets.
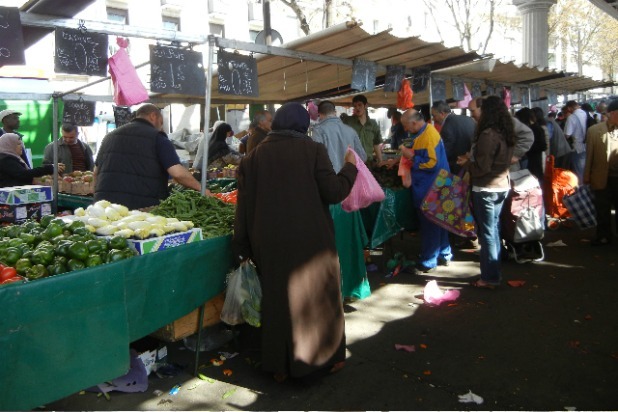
233,131,357,378
440,114,476,174
0,154,53,188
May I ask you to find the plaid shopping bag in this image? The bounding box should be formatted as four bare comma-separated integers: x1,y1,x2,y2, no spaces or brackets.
420,169,476,237
562,185,597,229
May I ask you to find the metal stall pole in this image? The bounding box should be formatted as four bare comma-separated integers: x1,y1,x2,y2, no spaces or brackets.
194,36,215,376
200,35,215,195
428,74,434,120
51,94,60,214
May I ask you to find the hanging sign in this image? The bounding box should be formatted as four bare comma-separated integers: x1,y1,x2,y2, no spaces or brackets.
471,81,482,98
411,68,430,93
510,86,521,104
522,87,530,107
150,45,206,96
384,65,405,93
217,50,259,97
54,27,108,76
351,59,377,92
431,77,446,102
530,85,540,101
486,83,495,96
452,78,465,101
62,99,96,126
0,7,26,65
547,90,558,105
113,106,132,127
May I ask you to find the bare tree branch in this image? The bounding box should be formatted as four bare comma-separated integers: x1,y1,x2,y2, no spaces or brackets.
278,0,311,35
481,0,496,54
423,0,445,42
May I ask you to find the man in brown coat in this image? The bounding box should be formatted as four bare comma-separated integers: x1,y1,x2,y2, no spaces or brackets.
245,110,273,153
233,102,357,381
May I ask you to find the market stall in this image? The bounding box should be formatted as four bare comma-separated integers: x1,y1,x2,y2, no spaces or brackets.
0,235,233,411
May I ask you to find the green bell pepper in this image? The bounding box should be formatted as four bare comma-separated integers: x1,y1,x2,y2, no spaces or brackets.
85,254,104,267
4,247,22,265
26,264,49,280
67,258,86,271
68,241,89,261
15,258,33,275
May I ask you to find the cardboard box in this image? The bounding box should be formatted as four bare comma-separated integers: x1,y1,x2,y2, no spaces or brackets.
128,228,203,255
0,185,53,205
150,293,225,342
0,202,52,223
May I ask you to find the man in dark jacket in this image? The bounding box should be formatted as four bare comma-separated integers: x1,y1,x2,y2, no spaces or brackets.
94,104,202,210
431,101,476,174
42,124,95,173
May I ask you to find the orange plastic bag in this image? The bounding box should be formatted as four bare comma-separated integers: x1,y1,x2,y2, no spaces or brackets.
397,79,414,110
398,157,412,188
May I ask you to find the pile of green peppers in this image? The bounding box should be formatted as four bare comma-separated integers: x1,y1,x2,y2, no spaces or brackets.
0,215,137,282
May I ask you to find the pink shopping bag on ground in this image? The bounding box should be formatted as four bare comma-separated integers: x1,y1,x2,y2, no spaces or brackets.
342,148,385,212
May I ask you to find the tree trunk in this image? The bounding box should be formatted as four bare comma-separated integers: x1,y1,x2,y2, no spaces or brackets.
279,0,311,35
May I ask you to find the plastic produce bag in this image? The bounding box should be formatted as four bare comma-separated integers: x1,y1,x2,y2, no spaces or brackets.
342,148,386,212
220,261,262,327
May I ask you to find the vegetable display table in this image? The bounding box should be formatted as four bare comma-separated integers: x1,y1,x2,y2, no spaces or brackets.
57,193,94,210
361,187,419,248
0,236,233,410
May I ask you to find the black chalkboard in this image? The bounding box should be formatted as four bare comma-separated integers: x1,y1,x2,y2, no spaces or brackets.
62,99,96,126
471,81,482,98
411,68,430,93
486,83,495,96
431,77,446,102
113,106,132,127
522,88,530,106
150,45,205,96
384,65,405,93
547,91,558,105
452,78,465,101
351,59,377,92
217,50,259,97
54,28,108,76
530,85,540,101
510,87,521,104
0,7,25,66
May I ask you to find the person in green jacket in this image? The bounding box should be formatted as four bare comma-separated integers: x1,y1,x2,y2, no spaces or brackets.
341,95,383,165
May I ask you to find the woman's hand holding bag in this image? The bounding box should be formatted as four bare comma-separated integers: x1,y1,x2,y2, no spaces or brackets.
341,148,385,212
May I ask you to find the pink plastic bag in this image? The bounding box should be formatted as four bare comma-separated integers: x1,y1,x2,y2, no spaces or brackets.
108,38,149,106
423,280,460,305
342,148,385,212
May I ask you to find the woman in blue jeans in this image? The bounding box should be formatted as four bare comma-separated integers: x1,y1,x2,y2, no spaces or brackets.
457,96,515,288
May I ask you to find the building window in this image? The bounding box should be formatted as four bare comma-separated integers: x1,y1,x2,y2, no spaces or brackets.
162,16,180,31
107,7,128,24
209,23,224,37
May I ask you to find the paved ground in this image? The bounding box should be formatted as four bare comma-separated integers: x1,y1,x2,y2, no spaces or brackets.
44,223,618,411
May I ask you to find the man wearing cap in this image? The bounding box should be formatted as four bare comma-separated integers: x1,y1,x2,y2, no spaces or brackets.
584,99,618,246
0,109,30,167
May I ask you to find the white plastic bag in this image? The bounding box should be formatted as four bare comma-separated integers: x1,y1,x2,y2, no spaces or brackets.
220,261,262,327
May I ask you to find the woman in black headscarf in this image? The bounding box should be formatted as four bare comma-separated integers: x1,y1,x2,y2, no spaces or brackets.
233,102,357,382
0,133,63,188
515,107,547,184
193,122,242,171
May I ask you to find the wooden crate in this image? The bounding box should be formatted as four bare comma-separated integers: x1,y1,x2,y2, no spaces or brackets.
150,292,225,342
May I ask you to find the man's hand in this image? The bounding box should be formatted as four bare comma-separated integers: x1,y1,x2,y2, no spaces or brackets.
57,163,66,174
456,154,470,166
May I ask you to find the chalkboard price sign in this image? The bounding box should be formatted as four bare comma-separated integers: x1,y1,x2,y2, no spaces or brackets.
471,81,482,98
217,50,259,97
384,65,405,93
54,28,108,76
522,88,530,106
510,86,521,104
351,59,377,92
150,45,205,96
431,77,446,102
452,78,465,101
0,6,26,66
62,99,96,126
113,106,132,127
411,68,430,93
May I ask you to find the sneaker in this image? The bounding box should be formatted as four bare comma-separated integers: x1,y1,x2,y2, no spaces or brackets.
414,264,436,275
454,238,478,249
437,257,450,267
